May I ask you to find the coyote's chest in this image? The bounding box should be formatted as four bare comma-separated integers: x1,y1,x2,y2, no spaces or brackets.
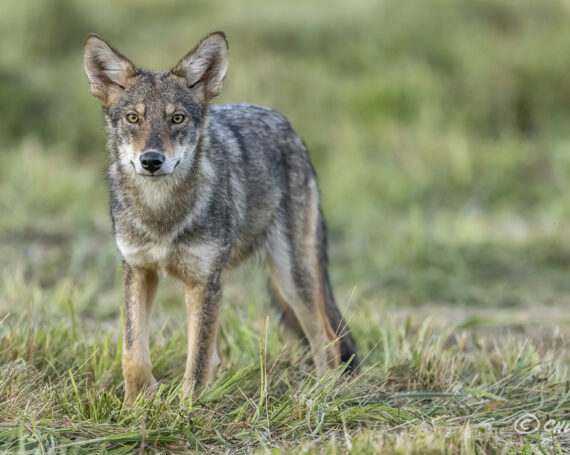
116,235,219,281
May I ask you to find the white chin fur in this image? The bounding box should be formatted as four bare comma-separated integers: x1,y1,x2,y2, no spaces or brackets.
117,143,195,206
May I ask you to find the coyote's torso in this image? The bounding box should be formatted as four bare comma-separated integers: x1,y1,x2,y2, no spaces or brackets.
111,104,297,281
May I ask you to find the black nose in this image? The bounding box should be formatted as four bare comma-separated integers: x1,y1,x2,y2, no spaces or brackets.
140,151,164,173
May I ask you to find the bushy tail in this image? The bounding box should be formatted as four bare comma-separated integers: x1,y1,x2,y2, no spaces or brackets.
317,210,358,373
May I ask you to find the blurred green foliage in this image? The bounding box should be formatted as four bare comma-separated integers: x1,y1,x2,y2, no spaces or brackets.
2,0,570,141
2,0,570,308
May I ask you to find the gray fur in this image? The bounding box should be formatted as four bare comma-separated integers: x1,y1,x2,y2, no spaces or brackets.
84,32,357,401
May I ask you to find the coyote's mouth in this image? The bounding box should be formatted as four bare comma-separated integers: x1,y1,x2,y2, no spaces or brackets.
141,173,168,179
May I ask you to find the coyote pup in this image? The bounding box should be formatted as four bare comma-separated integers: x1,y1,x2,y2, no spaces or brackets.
83,31,357,402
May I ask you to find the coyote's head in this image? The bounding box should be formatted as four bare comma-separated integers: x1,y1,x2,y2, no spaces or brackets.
83,32,228,178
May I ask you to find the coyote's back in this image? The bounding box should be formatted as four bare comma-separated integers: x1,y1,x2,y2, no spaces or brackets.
83,31,357,402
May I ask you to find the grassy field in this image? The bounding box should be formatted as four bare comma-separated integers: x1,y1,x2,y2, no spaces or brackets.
1,0,570,453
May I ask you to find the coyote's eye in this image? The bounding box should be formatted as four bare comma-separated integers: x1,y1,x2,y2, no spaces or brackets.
126,113,139,124
172,114,185,124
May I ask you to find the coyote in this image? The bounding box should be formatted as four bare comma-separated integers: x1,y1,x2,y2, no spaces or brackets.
83,31,357,402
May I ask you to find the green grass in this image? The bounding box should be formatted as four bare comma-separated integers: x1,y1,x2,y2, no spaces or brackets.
1,297,568,453
1,0,570,452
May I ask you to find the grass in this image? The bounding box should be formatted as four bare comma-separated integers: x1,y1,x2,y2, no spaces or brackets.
1,295,569,454
2,0,570,452
1,299,568,453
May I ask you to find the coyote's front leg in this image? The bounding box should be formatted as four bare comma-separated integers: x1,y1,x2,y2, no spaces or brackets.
182,273,223,397
122,262,158,403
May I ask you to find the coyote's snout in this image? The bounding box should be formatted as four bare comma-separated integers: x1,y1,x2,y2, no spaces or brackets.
83,31,358,403
138,151,166,174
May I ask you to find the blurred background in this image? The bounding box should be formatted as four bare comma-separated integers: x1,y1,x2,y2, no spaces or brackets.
2,0,570,335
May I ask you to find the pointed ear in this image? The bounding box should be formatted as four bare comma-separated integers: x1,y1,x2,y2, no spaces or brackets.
83,34,138,107
171,31,229,105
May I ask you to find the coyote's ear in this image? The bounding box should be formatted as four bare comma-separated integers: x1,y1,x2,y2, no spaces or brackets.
171,31,229,105
83,34,138,107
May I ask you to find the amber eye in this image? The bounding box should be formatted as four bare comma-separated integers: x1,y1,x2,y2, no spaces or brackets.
126,113,139,124
172,114,185,124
